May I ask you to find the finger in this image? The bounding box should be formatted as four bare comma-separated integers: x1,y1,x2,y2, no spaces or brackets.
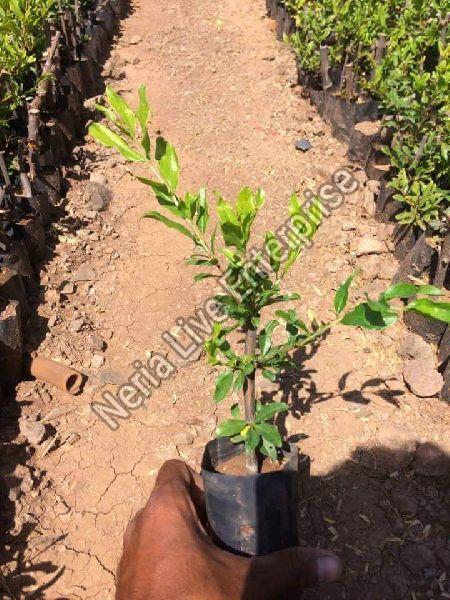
152,459,205,514
248,547,342,597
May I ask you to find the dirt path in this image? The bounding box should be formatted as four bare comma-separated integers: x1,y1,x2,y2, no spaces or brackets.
1,0,449,598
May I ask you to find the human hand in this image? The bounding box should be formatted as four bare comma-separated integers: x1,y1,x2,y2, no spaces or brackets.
116,459,342,600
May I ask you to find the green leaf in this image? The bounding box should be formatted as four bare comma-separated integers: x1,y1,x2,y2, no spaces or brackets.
216,419,247,438
94,103,117,123
155,137,180,190
135,84,150,132
245,427,260,452
106,86,136,138
233,370,245,391
262,369,277,382
382,283,419,300
265,231,282,275
194,272,216,282
89,123,146,162
143,211,196,241
255,402,289,423
196,188,209,234
230,403,241,418
405,299,450,323
341,302,398,330
213,370,234,403
255,422,282,447
260,437,277,461
258,320,278,355
334,271,358,315
417,285,444,296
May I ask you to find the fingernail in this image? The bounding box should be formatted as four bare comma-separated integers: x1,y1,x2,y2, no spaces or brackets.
316,555,342,582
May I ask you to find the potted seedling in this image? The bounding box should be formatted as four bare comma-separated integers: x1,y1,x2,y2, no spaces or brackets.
89,86,450,556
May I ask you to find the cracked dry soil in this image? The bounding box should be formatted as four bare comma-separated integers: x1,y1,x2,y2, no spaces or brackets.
1,0,449,598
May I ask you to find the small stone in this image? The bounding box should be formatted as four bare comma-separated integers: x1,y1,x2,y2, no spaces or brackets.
19,419,46,445
60,281,75,295
398,333,434,361
70,317,85,333
72,265,96,282
295,139,312,152
403,359,443,398
89,172,107,186
414,442,449,476
400,543,436,574
366,179,381,194
48,315,58,328
341,220,357,231
84,181,112,212
129,34,142,45
89,335,106,352
90,354,105,369
363,188,376,217
356,236,387,256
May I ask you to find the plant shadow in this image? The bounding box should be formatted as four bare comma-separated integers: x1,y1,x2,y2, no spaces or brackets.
244,442,449,599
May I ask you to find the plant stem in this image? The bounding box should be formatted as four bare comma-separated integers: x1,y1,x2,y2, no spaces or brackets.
243,327,258,474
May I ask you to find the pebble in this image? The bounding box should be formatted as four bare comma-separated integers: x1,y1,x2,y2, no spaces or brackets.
89,172,107,186
70,317,85,333
398,333,434,361
72,265,97,282
356,236,387,256
129,34,142,44
341,220,357,231
91,354,105,369
366,179,381,194
403,359,443,397
84,182,111,212
19,419,46,446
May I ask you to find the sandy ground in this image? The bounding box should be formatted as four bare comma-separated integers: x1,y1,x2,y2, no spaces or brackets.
1,0,449,598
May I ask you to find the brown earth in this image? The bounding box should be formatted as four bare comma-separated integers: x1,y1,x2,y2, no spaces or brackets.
1,0,449,598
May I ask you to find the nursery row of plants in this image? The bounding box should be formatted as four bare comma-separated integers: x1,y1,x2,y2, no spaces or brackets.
283,0,449,237
0,0,124,386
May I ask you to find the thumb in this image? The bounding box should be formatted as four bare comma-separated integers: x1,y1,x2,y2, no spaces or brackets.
247,547,342,598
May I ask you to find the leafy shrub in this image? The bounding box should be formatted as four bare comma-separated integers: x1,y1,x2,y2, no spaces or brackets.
89,87,450,469
288,0,450,234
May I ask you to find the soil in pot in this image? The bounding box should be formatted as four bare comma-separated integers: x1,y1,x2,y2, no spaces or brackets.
202,438,305,556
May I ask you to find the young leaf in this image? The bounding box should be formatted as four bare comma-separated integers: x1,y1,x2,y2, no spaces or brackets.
143,211,196,241
106,86,136,138
255,402,289,423
334,271,358,315
155,137,180,190
405,299,450,323
230,403,241,418
88,123,146,162
382,283,418,300
255,423,282,447
262,369,277,382
265,231,282,275
197,188,209,234
245,427,261,452
233,369,246,391
213,370,234,403
216,419,247,438
341,302,398,330
260,437,278,461
258,320,279,355
135,84,150,132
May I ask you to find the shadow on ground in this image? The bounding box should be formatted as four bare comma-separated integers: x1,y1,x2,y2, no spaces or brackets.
241,443,449,600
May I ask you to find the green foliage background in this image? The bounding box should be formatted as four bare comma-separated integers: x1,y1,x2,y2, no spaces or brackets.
287,0,450,233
